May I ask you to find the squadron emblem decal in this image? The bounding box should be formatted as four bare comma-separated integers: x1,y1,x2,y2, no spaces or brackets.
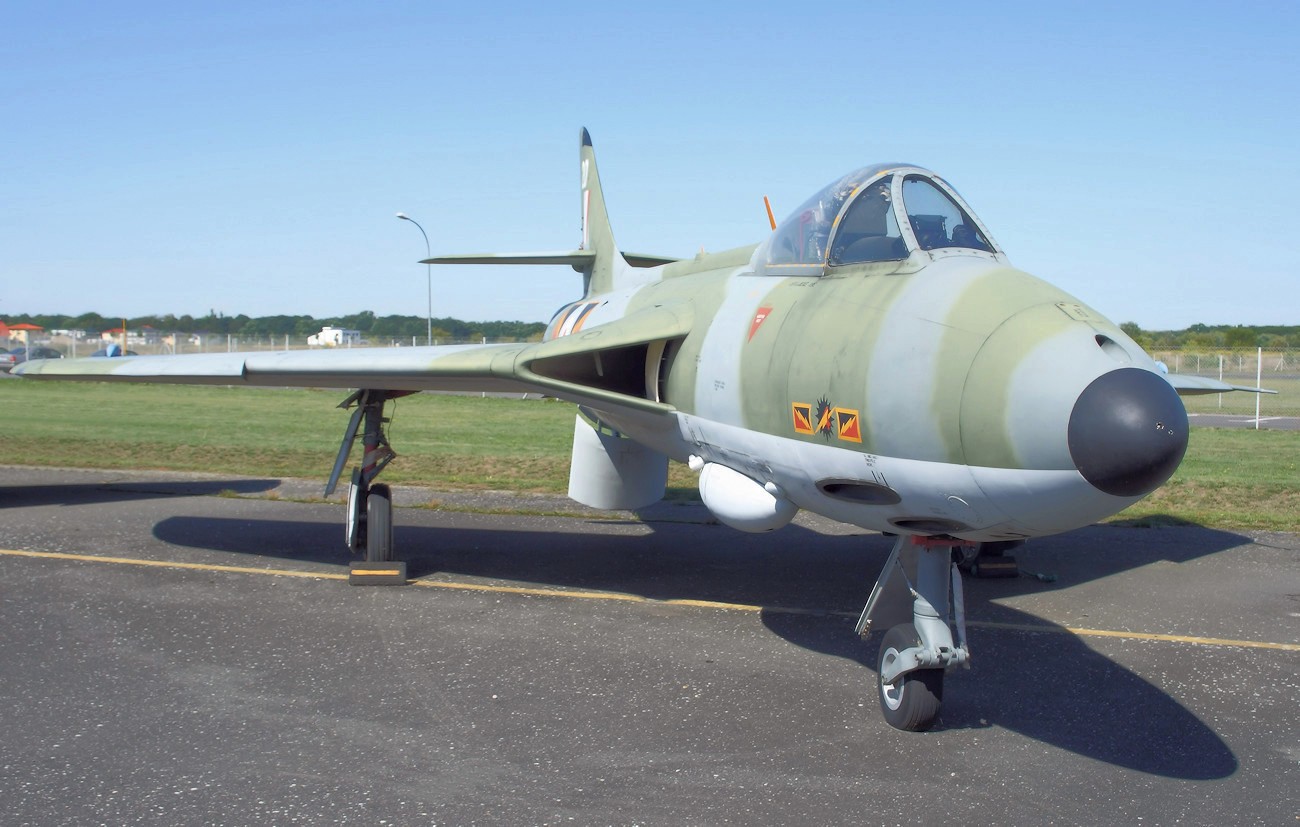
835,408,862,442
814,396,835,440
792,402,813,434
793,397,862,444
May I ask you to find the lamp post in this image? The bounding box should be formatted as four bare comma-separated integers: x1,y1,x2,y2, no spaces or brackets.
396,212,433,346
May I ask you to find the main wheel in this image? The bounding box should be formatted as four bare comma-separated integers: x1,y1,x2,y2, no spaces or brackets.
877,623,944,731
365,483,393,562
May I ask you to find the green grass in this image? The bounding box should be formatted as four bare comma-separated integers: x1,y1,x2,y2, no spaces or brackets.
1179,375,1299,416
1,381,1295,532
0,382,572,491
1107,428,1299,532
0,381,698,494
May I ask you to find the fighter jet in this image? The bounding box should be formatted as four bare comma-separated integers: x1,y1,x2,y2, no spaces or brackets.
17,129,1263,730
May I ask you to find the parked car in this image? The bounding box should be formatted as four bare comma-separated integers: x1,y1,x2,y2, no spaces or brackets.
89,347,139,357
0,346,64,372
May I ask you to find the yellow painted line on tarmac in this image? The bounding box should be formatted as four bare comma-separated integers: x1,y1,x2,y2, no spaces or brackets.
1,548,349,581
407,576,769,613
968,620,1300,652
5,547,1298,652
0,547,769,612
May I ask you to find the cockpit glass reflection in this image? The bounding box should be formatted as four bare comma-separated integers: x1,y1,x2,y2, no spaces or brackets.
768,170,870,266
901,176,992,252
767,167,997,272
828,178,906,264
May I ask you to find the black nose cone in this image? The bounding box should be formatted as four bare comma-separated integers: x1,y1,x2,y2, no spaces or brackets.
1068,368,1189,497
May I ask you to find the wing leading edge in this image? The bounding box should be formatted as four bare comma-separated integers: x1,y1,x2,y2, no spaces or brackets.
15,344,532,394
16,302,694,418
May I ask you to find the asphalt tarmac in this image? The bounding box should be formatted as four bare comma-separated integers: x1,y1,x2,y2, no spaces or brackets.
1,467,1297,826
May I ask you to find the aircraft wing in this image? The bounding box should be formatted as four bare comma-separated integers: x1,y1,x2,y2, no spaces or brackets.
15,303,693,418
1163,373,1278,396
14,344,534,393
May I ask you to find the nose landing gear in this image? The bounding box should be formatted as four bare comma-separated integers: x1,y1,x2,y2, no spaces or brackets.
857,535,973,731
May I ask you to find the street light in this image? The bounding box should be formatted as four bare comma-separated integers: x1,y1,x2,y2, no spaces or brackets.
396,212,433,346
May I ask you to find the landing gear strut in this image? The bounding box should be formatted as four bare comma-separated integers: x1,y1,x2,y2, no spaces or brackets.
856,535,973,731
327,389,410,584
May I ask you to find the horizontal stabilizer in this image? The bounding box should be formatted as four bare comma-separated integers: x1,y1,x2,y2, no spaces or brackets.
424,251,596,267
1163,373,1278,396
424,250,678,269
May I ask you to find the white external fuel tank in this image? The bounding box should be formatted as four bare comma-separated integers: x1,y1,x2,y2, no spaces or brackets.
694,459,798,533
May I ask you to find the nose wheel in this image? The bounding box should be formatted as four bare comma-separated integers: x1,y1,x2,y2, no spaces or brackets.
877,624,944,731
857,535,972,731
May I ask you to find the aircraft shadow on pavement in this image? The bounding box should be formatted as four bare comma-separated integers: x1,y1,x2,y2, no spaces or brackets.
0,479,280,509
151,513,1246,779
762,610,1238,780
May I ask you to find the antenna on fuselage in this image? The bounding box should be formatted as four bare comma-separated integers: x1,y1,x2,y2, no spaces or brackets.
763,196,777,231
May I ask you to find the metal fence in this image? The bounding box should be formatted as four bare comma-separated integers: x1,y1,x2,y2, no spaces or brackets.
46,334,538,358
1150,348,1298,418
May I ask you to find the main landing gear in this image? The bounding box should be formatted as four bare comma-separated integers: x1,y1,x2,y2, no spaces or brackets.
326,389,412,585
856,535,974,731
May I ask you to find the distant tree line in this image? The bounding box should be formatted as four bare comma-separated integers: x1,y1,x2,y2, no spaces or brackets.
5,311,1294,349
1119,322,1298,350
4,311,547,343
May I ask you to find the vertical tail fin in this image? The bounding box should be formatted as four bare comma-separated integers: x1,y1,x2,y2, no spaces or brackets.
427,130,663,296
579,128,624,297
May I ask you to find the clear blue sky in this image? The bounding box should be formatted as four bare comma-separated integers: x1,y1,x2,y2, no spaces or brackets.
3,1,1296,329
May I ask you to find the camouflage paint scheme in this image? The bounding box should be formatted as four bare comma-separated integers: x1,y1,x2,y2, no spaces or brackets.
19,130,1199,543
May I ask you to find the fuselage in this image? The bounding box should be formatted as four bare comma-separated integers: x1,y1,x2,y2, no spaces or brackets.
547,165,1188,542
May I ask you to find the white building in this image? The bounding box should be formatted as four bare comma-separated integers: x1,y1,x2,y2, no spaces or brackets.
128,326,162,346
307,326,364,347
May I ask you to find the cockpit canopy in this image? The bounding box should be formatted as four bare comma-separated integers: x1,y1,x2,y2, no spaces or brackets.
763,165,1001,273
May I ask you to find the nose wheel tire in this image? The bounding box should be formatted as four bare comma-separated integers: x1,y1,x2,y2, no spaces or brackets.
877,624,944,731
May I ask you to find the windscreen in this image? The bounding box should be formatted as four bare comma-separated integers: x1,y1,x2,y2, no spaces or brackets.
901,176,992,252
